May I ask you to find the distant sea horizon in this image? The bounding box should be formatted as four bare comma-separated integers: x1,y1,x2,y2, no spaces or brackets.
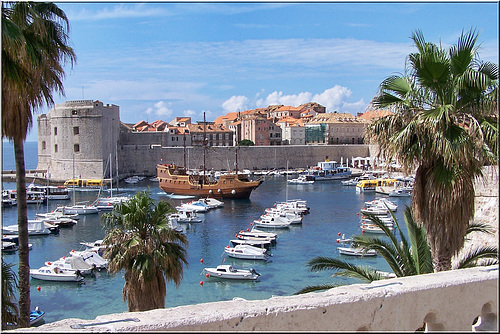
1,141,38,171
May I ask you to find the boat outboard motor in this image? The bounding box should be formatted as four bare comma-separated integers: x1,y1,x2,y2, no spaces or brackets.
250,268,260,276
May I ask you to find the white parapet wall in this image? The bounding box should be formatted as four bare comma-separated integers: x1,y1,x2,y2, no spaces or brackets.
17,265,498,332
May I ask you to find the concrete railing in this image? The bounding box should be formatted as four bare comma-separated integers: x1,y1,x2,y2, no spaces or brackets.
17,265,498,332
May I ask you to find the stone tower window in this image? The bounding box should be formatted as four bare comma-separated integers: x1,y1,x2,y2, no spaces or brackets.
74,144,80,153
42,141,46,150
54,144,58,153
54,127,57,135
72,110,77,115
73,126,79,135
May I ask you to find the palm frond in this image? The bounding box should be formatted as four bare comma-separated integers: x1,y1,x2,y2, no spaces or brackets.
454,246,499,269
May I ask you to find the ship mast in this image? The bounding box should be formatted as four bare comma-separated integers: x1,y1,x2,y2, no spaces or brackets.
203,111,206,186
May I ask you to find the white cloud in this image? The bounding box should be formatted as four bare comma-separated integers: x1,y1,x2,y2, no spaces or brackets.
222,95,249,112
145,101,173,118
255,86,365,114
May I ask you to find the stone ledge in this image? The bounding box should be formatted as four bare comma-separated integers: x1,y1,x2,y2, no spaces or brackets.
14,265,498,332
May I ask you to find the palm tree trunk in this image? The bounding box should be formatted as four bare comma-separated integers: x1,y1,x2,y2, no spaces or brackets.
14,138,30,328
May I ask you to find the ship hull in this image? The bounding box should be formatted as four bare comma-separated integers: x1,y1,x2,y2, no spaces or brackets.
157,164,262,199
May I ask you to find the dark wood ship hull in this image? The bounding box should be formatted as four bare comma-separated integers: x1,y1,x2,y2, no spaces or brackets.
157,164,263,199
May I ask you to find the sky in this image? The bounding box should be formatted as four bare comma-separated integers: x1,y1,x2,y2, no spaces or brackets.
14,1,500,142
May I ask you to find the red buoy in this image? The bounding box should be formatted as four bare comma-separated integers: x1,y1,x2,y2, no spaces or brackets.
338,232,341,236
200,281,204,286
200,259,203,263
205,273,209,278
37,286,41,291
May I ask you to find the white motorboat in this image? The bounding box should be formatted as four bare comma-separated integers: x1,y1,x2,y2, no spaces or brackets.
168,210,203,224
270,199,310,215
203,264,260,280
69,249,108,270
45,255,94,275
364,198,398,212
168,217,186,234
360,206,389,215
338,245,377,257
230,238,272,249
58,204,99,215
224,244,269,260
360,216,394,227
2,241,19,252
2,219,55,235
36,210,79,220
336,234,352,244
262,209,302,225
252,215,291,229
287,175,314,184
3,189,46,204
40,216,77,227
28,184,71,200
198,197,224,209
175,201,209,212
79,239,108,255
236,228,277,244
30,266,84,282
389,187,413,197
303,160,352,181
361,224,394,234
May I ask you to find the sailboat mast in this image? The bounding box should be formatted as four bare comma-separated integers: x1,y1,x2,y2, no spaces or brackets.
203,112,206,185
109,153,113,197
115,142,119,194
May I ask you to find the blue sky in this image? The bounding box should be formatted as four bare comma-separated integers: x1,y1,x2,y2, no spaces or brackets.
20,1,499,142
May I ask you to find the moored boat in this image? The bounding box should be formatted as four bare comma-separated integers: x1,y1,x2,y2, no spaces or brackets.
338,245,377,257
302,159,352,181
157,164,263,199
224,244,269,260
203,264,260,280
29,266,84,282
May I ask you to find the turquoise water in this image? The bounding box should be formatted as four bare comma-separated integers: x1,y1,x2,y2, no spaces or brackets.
2,142,412,325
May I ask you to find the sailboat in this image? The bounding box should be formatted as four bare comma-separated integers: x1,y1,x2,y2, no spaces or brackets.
93,154,130,210
156,113,263,199
58,153,99,215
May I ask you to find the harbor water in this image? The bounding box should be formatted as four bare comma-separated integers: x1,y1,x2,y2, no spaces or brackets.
2,142,412,325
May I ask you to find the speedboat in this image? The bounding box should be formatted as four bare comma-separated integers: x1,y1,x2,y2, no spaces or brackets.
224,244,269,260
338,245,377,257
40,216,77,228
36,210,79,220
203,264,260,280
30,266,84,282
389,187,413,197
2,241,19,252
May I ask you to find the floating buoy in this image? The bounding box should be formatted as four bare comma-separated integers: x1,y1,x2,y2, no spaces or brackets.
250,223,253,226
362,230,365,234
205,273,209,278
200,281,203,286
235,234,238,237
356,212,359,216
246,228,249,231
338,232,341,236
71,249,74,252
226,245,229,248
200,259,203,263
37,286,41,291
336,239,340,243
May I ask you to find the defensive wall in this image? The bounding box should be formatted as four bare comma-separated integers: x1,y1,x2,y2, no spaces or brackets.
15,265,498,332
118,144,372,179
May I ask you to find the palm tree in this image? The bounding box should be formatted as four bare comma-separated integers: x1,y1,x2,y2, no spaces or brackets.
296,206,498,294
2,259,19,328
101,190,189,312
366,29,498,272
2,2,76,327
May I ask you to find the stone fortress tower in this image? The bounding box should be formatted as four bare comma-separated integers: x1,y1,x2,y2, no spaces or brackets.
36,100,120,181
